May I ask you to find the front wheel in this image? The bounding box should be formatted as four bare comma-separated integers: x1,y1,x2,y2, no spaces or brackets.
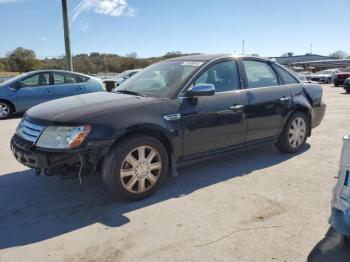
102,134,169,201
0,101,13,120
275,112,310,153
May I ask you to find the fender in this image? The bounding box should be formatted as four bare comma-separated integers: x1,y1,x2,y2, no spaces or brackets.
279,87,313,137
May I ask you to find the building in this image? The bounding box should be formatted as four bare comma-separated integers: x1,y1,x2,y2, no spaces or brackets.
270,54,350,70
270,54,333,66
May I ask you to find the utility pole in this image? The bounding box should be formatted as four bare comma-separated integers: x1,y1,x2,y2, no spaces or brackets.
61,0,73,71
242,39,245,55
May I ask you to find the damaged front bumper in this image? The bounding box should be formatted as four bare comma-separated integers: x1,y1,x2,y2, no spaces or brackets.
10,134,110,176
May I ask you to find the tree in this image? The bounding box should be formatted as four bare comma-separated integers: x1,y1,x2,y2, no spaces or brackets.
281,52,294,57
0,63,4,72
329,50,349,59
6,47,41,73
126,52,138,59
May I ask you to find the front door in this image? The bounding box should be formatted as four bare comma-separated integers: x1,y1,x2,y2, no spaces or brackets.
180,60,248,158
241,59,292,142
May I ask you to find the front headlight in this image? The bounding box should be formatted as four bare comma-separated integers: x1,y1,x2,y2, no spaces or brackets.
36,125,91,149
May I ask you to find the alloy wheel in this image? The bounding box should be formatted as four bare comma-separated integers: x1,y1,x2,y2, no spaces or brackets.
0,103,10,118
288,117,306,148
120,145,162,194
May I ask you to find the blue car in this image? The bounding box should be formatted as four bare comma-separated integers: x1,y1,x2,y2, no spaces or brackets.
0,70,105,119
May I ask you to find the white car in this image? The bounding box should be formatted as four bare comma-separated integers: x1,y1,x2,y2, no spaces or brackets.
115,69,141,86
309,69,341,83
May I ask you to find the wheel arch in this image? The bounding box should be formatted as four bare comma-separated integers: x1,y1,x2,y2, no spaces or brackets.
285,105,312,137
111,124,175,159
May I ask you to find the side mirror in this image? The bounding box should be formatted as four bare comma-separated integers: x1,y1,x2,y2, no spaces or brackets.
186,84,215,97
11,82,22,90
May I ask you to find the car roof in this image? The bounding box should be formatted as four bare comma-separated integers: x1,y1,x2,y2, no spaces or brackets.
165,54,269,62
27,69,88,76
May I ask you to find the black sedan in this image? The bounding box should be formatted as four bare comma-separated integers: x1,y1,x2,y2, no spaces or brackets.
343,77,350,93
11,54,326,201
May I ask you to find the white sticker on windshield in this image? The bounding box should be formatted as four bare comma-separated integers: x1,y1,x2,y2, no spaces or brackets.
181,61,204,67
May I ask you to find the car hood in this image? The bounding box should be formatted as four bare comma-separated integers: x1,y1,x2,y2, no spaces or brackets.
25,92,160,126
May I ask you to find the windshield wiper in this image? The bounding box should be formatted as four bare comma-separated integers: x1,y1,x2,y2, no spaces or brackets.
116,90,146,97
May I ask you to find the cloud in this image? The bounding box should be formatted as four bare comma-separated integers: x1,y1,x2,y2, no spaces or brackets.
80,21,90,32
72,0,136,21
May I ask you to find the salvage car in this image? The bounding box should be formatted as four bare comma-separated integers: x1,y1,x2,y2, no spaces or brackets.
309,69,341,83
10,54,326,201
334,67,350,87
0,70,104,119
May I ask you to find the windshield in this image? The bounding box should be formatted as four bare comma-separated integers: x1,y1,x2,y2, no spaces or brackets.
117,61,203,98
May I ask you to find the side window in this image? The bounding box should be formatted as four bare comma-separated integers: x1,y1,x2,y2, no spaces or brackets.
195,61,240,92
274,65,299,84
53,72,79,85
243,60,279,88
20,73,50,87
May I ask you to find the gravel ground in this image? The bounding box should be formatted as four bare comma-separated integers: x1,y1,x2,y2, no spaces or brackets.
0,84,349,262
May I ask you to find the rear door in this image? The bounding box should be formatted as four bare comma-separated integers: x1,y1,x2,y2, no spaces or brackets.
15,72,54,110
241,59,292,142
180,59,248,158
52,72,85,99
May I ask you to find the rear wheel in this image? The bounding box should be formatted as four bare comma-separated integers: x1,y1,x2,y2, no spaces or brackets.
0,101,13,120
275,112,310,153
102,134,169,201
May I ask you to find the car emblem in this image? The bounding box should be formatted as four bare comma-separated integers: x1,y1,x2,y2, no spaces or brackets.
164,114,181,121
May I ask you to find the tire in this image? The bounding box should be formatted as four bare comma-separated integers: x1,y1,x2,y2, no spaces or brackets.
275,111,310,153
102,134,169,201
0,101,13,120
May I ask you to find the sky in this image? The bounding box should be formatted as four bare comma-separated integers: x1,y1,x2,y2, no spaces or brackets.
0,0,349,59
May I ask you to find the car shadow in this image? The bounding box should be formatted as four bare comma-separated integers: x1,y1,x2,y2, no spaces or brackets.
307,227,350,262
0,143,310,250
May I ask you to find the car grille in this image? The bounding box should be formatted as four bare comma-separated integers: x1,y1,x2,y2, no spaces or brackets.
17,120,45,144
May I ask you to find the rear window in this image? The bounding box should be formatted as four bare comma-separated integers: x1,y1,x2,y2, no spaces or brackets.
274,65,299,84
76,74,90,82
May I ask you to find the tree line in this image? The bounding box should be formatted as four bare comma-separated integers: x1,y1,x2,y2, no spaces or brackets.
1,47,349,74
0,47,192,74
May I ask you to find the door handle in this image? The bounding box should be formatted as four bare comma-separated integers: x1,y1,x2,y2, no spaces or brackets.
44,89,50,94
280,97,290,102
229,105,245,111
